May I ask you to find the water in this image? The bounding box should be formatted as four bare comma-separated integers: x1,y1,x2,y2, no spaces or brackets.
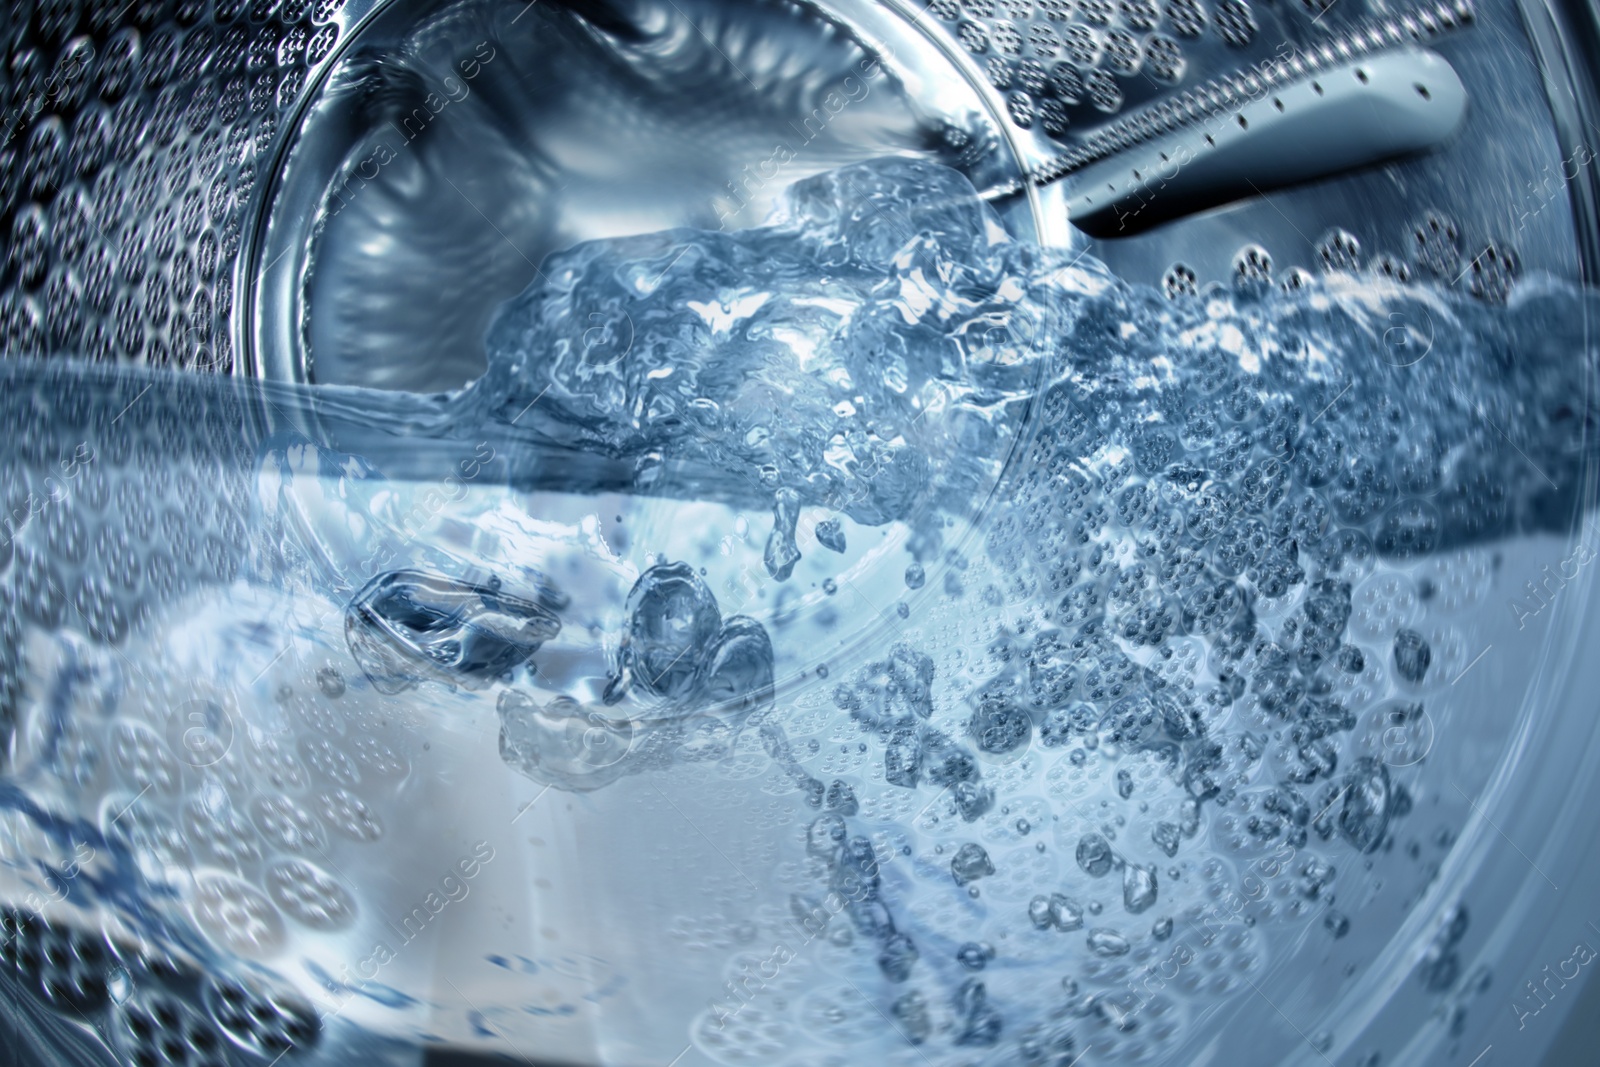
1,157,1597,1065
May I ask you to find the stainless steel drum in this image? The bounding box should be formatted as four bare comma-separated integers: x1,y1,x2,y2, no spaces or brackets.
3,0,1600,1065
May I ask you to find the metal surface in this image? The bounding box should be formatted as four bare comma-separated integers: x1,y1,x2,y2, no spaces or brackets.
253,0,1052,391
2,0,1600,1066
1058,49,1470,236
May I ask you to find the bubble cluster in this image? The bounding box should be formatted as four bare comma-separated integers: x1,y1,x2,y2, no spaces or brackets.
479,158,1586,1064
0,155,1592,1065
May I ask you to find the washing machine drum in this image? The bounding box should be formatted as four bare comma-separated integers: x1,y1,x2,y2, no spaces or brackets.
1,1,1599,1066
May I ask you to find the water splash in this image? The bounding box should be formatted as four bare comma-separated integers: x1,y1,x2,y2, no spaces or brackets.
0,157,1596,1064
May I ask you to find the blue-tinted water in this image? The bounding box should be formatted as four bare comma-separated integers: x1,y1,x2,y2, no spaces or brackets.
1,158,1596,1065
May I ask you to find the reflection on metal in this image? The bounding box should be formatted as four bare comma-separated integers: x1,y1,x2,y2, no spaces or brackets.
258,0,1034,392
1063,49,1468,236
1023,0,1478,189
